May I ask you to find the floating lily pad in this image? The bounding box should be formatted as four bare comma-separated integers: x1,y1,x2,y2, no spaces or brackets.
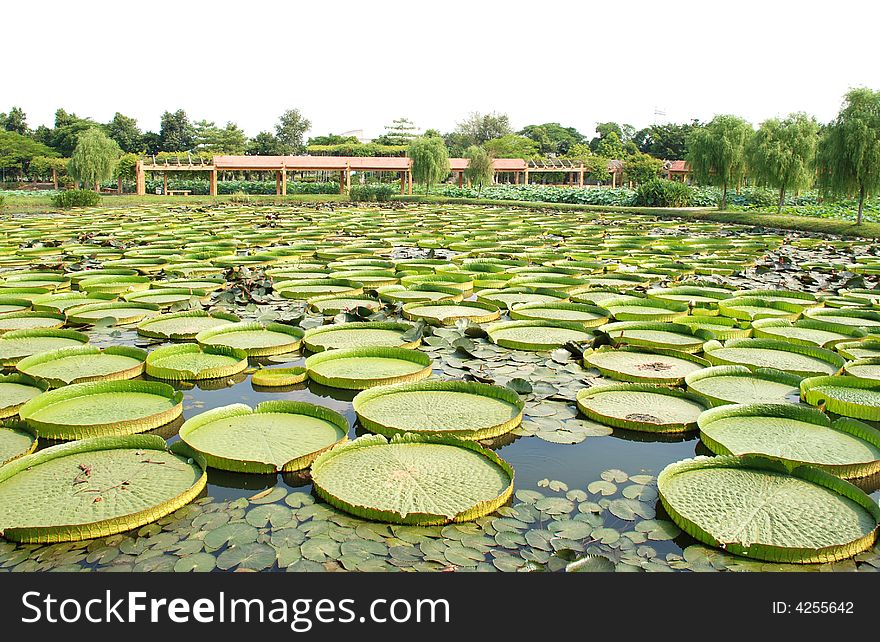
685,365,803,406
305,346,432,390
800,376,880,421
311,433,514,525
251,367,308,387
66,302,160,325
275,278,364,299
718,297,807,322
698,403,880,478
600,321,710,353
0,374,48,418
509,302,609,327
0,329,89,366
16,345,147,387
353,380,523,440
576,383,708,432
485,320,593,351
179,400,349,473
402,301,500,326
196,321,304,356
703,338,845,377
0,435,205,543
0,311,65,333
136,311,240,341
474,287,568,309
302,322,420,352
0,420,37,465
843,358,880,382
18,380,184,439
658,455,880,563
583,346,708,385
751,318,864,349
146,344,248,381
603,296,689,322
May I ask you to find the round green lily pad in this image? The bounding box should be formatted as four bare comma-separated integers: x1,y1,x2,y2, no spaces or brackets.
306,295,382,315
310,433,514,525
685,365,802,405
0,420,37,465
137,310,240,341
305,346,433,390
16,345,147,387
31,292,116,313
674,315,752,340
600,321,709,353
0,329,89,366
377,285,463,304
703,338,845,377
0,374,48,419
402,301,500,326
196,321,304,356
0,297,32,316
843,358,880,382
179,400,349,473
584,346,708,385
18,380,184,440
353,380,523,440
0,435,206,543
251,367,308,387
123,288,208,307
576,383,708,432
836,338,880,360
603,297,689,322
509,302,609,327
145,344,248,381
66,302,160,325
275,278,364,299
658,455,880,563
0,311,65,333
718,297,805,321
486,320,593,351
699,403,880,478
803,308,880,332
800,376,880,421
474,287,567,309
303,322,420,352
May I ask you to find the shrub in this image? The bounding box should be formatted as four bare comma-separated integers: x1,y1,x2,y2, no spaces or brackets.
229,191,251,204
349,184,396,202
51,189,100,209
634,179,693,207
0,195,4,209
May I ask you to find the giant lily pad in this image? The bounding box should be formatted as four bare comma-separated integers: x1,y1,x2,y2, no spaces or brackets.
305,346,432,390
0,420,37,465
658,455,880,563
698,403,880,478
303,322,420,352
65,302,160,325
137,311,240,341
486,320,593,351
18,380,184,439
800,376,880,421
509,302,609,327
751,318,865,348
0,311,65,333
196,321,304,356
311,433,514,525
703,338,845,377
0,435,206,543
179,400,349,473
600,321,710,353
0,329,89,366
685,365,802,406
583,346,708,385
0,374,48,418
576,383,708,432
145,344,248,381
353,380,523,440
402,301,500,326
16,345,147,387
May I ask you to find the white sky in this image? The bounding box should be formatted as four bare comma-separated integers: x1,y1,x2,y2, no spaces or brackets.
4,0,879,140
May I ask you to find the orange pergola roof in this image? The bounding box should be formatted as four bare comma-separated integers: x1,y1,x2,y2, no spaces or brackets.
211,155,528,172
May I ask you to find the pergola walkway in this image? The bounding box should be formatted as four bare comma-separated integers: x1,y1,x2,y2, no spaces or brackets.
135,155,592,196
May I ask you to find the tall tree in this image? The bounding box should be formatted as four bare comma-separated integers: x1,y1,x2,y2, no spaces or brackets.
623,151,664,186
159,109,196,152
407,136,450,194
247,131,280,156
484,134,539,160
40,109,98,156
0,107,29,135
464,145,493,195
747,113,819,214
106,112,143,153
519,123,585,156
307,134,359,146
818,88,880,225
374,118,419,146
193,120,247,154
634,121,700,159
0,131,57,179
67,128,122,190
446,112,512,155
590,122,635,152
687,115,752,210
274,109,311,155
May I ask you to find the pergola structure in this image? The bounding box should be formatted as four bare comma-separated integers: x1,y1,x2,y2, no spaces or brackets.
135,155,534,196
664,160,691,183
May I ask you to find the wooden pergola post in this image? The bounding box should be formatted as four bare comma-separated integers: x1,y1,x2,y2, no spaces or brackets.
345,164,351,192
117,176,123,195
407,170,413,195
209,169,217,196
163,173,168,196
578,168,584,188
276,171,281,195
281,168,287,196
458,171,463,188
136,160,145,195
338,171,345,194
52,168,58,190
523,169,529,185
399,171,406,195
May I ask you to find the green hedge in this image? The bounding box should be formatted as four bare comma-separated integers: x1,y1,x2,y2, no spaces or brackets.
349,184,396,202
51,190,101,208
635,179,693,207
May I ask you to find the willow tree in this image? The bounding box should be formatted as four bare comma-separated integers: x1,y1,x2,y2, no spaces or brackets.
407,136,450,194
68,128,121,191
464,145,492,195
818,88,880,225
687,115,752,210
747,113,819,214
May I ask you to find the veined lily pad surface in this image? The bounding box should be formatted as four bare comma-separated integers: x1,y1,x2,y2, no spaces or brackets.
0,435,205,543
353,380,523,439
685,366,802,406
576,383,708,433
311,434,514,525
196,321,304,356
303,322,420,352
702,338,845,377
16,345,147,387
486,320,594,351
0,375,48,418
305,346,432,390
0,421,37,465
658,456,880,563
584,347,708,385
146,344,249,381
136,310,240,340
179,401,348,473
0,329,89,366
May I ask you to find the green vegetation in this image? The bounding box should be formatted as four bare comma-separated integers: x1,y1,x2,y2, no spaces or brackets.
634,178,692,207
349,183,395,202
463,145,492,195
67,129,121,190
688,115,752,210
50,189,100,208
407,135,450,194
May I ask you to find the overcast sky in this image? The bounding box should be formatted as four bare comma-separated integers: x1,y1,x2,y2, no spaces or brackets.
5,0,879,140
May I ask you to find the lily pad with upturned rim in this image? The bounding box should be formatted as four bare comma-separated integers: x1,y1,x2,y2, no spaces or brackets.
684,365,802,406
702,338,845,377
599,321,712,353
302,322,420,352
18,380,184,440
178,400,349,473
800,376,880,421
352,380,523,440
843,358,880,382
657,455,880,563
136,310,241,341
0,435,205,543
145,344,248,381
0,311,65,333
0,420,37,465
509,302,609,327
16,345,147,387
195,321,304,357
0,374,48,419
576,383,708,433
0,329,89,366
485,320,594,351
305,346,433,390
251,367,308,387
310,433,514,525
583,346,709,385
402,301,501,326
65,302,160,325
698,403,880,478
751,318,866,348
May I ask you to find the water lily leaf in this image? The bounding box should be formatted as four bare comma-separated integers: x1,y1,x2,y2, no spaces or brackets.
587,480,617,496
246,504,293,528
204,523,259,551
566,554,615,572
173,552,217,572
